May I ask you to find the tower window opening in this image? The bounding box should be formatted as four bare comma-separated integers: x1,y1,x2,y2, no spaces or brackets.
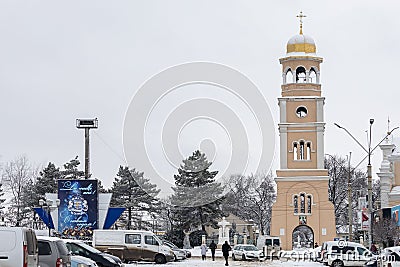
299,141,305,160
296,106,308,118
307,195,312,213
296,67,307,83
309,68,317,83
294,195,298,213
306,142,311,160
293,143,298,160
300,193,305,213
285,69,293,84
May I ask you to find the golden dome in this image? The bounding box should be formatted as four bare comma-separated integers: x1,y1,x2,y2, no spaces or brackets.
286,34,316,55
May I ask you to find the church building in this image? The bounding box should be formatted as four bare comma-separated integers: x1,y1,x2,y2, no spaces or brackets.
270,13,336,250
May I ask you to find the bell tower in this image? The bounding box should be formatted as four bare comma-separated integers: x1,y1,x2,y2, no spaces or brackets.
270,12,336,250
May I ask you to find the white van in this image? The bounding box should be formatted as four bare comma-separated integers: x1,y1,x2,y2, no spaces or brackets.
320,240,372,267
92,230,174,264
0,227,39,267
256,235,281,258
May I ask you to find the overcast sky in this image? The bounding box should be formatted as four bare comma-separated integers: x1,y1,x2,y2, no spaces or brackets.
1,0,400,196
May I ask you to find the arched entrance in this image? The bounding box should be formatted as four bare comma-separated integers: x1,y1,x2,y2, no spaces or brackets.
292,225,314,249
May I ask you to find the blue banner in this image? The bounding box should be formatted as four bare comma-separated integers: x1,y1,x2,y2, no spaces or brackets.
103,207,125,229
58,179,98,232
33,207,55,229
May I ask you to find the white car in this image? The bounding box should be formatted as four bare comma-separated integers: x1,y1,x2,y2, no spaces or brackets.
232,244,264,261
380,246,400,267
320,240,372,267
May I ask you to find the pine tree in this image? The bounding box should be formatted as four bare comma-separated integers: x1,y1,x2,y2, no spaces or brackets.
61,156,85,179
170,150,224,231
34,162,59,204
110,166,160,230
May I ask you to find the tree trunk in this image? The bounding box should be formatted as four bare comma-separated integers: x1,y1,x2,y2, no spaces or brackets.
128,207,132,230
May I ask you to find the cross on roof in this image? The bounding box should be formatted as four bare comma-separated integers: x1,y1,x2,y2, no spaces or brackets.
296,11,307,34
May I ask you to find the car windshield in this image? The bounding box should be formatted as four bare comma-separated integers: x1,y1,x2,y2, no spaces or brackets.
164,242,177,248
72,241,102,254
243,246,258,251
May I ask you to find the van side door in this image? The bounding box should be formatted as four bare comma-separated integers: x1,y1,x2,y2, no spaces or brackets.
142,235,160,261
26,229,39,267
124,233,142,261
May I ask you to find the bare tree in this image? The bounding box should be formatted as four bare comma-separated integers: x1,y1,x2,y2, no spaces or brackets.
325,155,367,227
223,173,276,235
2,156,36,226
373,217,400,248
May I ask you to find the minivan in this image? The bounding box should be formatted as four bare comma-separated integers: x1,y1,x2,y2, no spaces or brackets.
92,230,174,264
37,236,71,267
321,240,372,267
0,227,39,267
256,235,281,258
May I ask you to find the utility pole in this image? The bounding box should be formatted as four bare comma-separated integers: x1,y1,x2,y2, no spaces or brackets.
76,118,98,179
335,120,399,248
348,152,353,241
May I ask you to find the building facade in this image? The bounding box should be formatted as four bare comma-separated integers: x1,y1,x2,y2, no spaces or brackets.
270,19,336,250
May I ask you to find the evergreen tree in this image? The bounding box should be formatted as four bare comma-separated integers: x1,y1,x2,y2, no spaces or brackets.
61,156,85,179
170,150,224,231
33,162,59,204
110,166,160,230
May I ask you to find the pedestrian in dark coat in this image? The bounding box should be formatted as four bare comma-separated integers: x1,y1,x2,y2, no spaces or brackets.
221,241,231,266
209,240,217,261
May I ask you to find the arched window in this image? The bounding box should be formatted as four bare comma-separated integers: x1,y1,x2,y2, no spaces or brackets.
299,141,305,160
309,68,317,83
307,195,312,213
306,142,311,160
300,193,305,213
293,143,298,160
285,68,293,84
296,67,307,83
294,195,298,214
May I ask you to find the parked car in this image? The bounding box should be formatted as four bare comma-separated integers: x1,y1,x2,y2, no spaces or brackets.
37,236,71,267
162,241,186,261
320,240,372,267
380,246,400,267
64,239,123,267
0,227,39,267
232,244,264,261
92,230,174,264
71,255,98,267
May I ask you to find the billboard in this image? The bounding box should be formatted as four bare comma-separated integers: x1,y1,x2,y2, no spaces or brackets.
392,205,400,226
58,179,98,232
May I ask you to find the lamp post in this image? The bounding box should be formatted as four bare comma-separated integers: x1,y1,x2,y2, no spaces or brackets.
334,120,398,247
39,198,60,236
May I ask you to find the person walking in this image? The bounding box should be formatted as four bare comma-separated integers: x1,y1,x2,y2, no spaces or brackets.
209,240,217,261
222,241,231,266
200,243,208,260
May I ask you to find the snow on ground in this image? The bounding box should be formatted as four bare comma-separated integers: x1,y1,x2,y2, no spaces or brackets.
124,258,323,267
122,246,323,266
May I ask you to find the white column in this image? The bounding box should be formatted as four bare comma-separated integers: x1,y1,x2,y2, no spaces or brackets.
316,126,325,169
280,126,288,169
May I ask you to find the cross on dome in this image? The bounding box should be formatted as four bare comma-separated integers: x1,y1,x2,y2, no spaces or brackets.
296,11,307,34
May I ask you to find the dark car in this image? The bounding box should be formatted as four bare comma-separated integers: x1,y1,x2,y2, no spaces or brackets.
64,239,122,267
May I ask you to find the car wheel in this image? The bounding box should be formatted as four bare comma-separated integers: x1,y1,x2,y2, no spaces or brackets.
232,254,236,261
331,260,344,267
242,254,246,261
155,254,166,264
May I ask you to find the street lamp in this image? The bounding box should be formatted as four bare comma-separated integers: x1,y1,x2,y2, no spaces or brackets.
335,120,398,247
39,198,60,236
